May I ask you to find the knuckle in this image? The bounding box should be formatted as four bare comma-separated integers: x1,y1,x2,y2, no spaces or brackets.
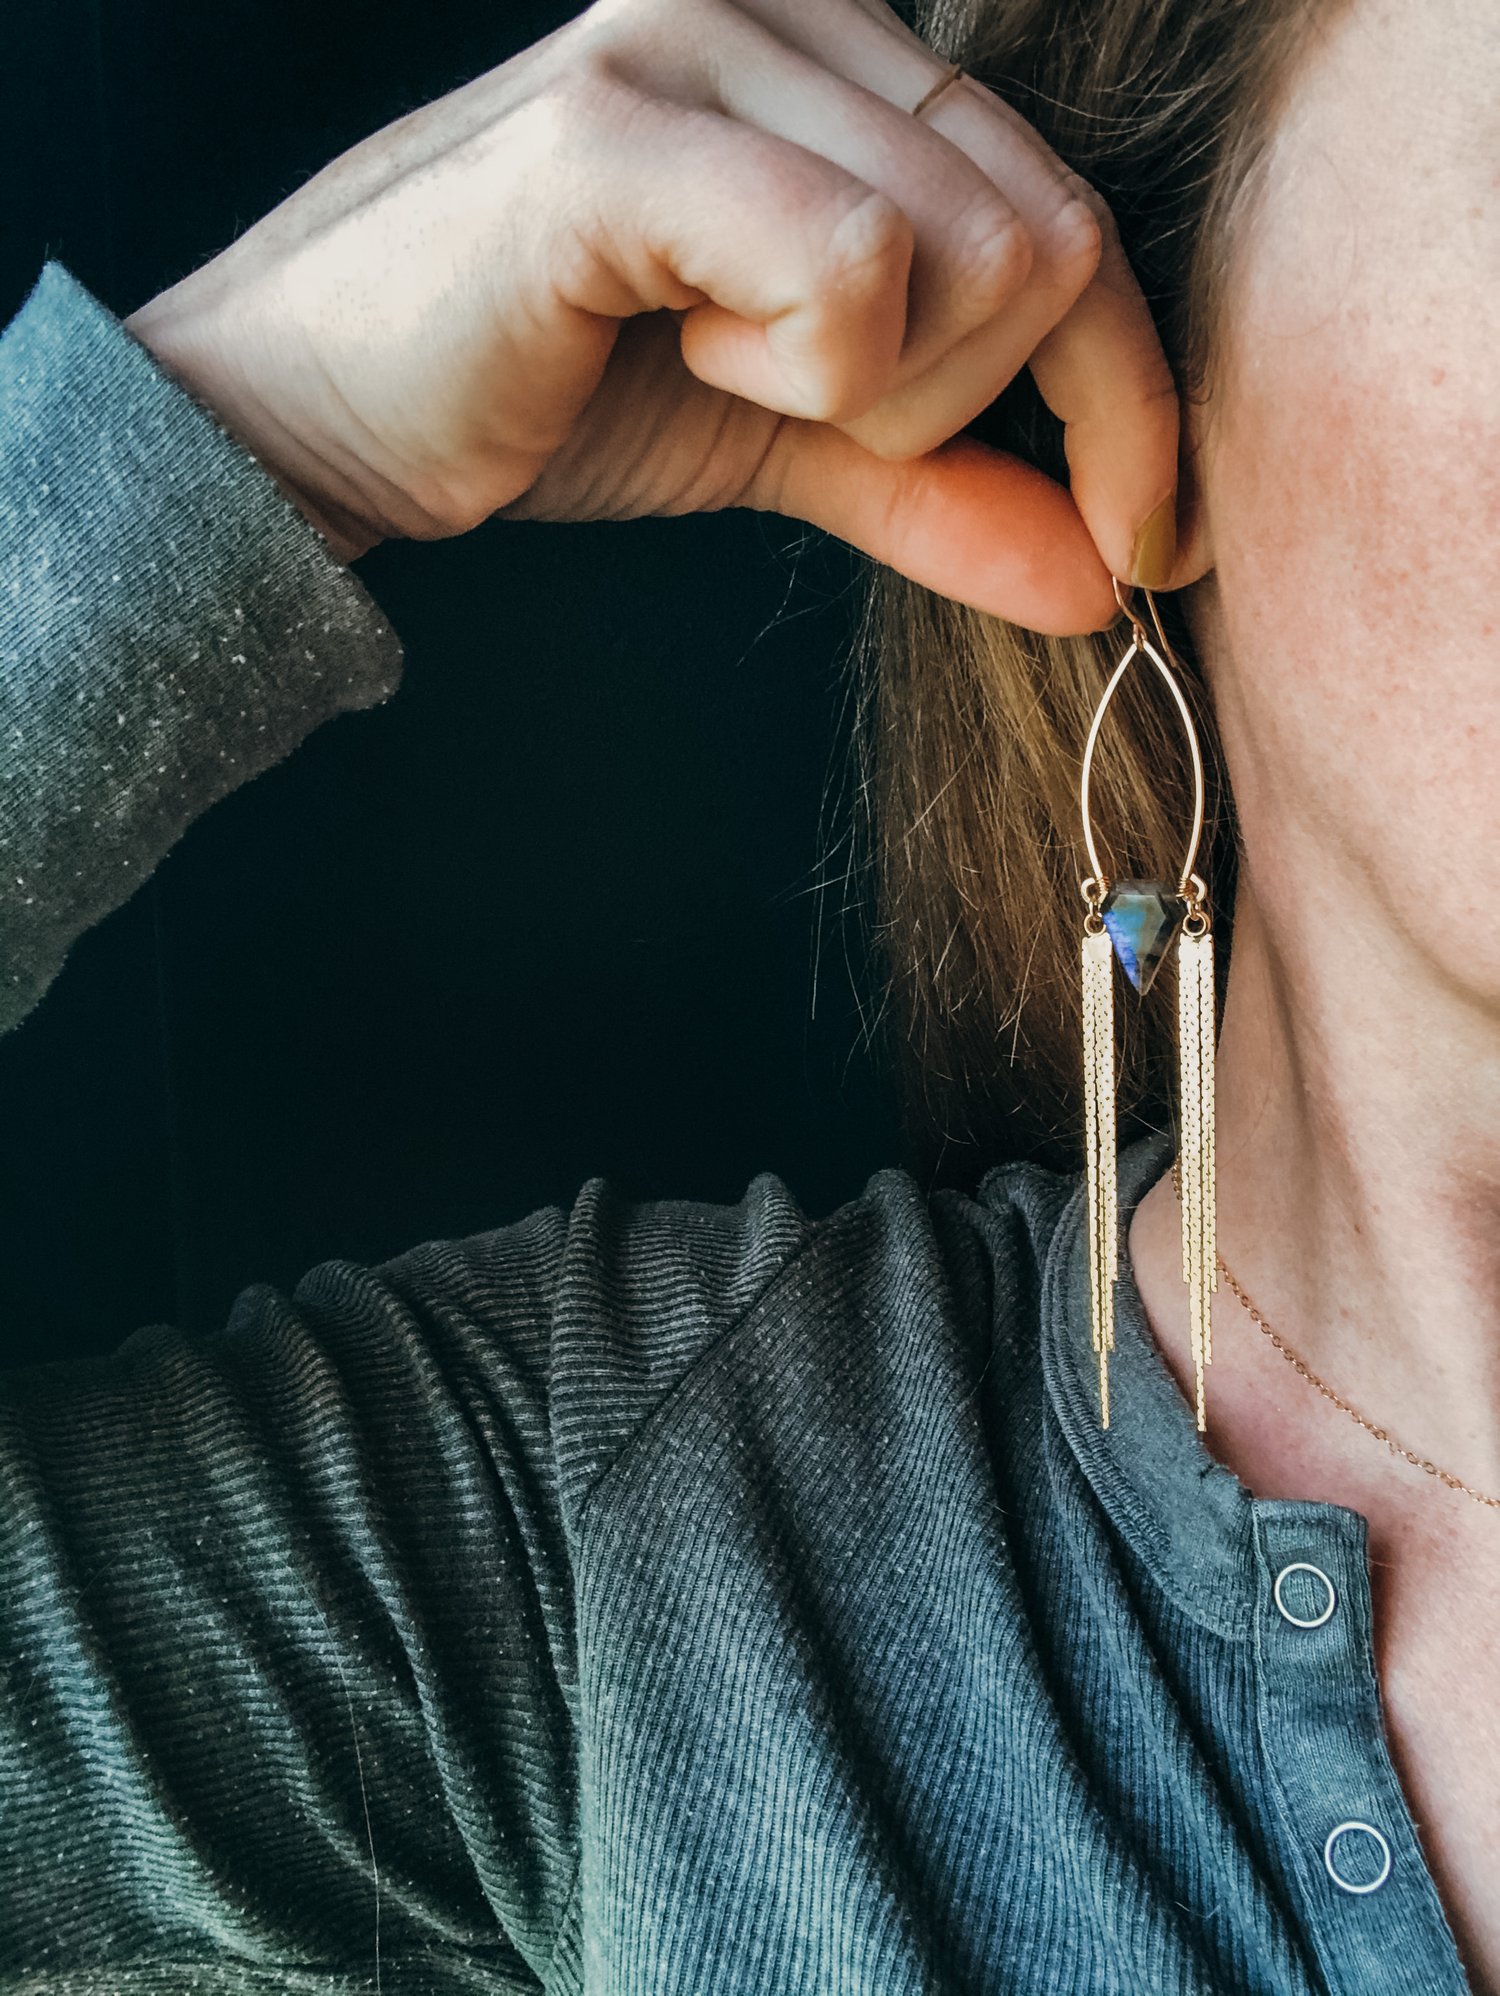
788,191,911,422
1055,170,1111,227
1048,196,1106,282
794,363,880,428
548,50,640,136
577,0,697,46
953,199,1034,307
1050,172,1117,257
822,187,914,284
574,0,735,103
511,55,634,177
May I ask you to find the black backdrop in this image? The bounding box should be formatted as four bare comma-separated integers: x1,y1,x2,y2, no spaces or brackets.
0,0,909,1365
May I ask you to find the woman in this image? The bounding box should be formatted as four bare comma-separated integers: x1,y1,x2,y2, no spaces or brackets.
1,0,1493,1988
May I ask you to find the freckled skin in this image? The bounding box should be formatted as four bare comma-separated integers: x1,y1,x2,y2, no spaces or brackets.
1197,0,1500,995
1128,2,1500,1984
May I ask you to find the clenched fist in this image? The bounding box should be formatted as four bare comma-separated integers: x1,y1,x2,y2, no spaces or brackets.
125,0,1185,633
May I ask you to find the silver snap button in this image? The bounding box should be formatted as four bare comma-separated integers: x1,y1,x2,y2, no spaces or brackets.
1323,1820,1392,1894
1273,1560,1337,1628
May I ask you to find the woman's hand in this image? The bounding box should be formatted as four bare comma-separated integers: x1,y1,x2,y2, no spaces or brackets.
124,0,1182,633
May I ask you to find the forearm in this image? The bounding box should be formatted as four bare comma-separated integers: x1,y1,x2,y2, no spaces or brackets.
0,262,405,1036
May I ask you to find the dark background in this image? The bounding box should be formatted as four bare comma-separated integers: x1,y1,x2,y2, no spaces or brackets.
0,0,910,1365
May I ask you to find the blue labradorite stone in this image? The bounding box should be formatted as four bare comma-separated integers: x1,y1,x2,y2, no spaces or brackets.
1101,881,1186,995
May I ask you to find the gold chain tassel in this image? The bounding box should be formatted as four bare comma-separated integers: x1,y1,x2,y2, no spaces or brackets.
1176,924,1217,1431
1198,925,1217,1372
1081,925,1118,1426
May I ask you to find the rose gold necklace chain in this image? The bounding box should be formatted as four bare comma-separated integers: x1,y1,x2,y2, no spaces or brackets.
1214,1257,1500,1511
1171,1166,1500,1512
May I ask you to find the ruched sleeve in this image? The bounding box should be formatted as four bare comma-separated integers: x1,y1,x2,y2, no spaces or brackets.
0,1167,816,1993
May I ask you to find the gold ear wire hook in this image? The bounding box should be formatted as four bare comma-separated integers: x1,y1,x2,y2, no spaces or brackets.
1111,574,1140,624
1082,578,1206,901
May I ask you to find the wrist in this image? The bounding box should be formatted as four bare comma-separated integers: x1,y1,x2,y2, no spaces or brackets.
253,473,380,566
123,297,383,566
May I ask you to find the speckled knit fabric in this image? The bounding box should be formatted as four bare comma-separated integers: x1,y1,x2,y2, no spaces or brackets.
0,265,1477,1995
0,262,402,1033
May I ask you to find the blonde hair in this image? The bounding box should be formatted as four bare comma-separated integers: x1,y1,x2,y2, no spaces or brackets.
853,0,1329,1187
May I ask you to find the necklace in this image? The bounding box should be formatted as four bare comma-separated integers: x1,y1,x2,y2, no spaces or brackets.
1170,1165,1500,1513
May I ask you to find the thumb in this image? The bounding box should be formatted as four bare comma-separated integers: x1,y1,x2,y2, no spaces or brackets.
744,426,1116,637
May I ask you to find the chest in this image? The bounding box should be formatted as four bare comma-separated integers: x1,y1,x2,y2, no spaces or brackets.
1370,1528,1500,1996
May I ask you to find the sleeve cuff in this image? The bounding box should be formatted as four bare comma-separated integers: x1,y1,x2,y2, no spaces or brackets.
0,260,406,1033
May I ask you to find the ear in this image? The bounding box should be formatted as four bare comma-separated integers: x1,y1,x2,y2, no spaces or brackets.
1167,399,1214,589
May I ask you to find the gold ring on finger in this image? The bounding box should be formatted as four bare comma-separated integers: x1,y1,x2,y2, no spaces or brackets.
909,62,965,121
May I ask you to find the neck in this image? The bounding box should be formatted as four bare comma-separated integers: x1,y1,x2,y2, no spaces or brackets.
1129,869,1500,1516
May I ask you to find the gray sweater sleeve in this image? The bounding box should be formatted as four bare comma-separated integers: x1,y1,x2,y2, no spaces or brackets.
0,261,405,1034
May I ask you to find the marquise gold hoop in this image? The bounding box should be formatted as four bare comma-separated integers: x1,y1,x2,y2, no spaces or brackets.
1080,579,1206,902
1079,579,1217,1433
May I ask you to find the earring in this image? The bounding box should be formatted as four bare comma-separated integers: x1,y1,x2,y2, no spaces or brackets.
1079,578,1217,1432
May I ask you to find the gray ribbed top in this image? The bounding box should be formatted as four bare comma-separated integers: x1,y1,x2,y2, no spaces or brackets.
0,264,1475,1995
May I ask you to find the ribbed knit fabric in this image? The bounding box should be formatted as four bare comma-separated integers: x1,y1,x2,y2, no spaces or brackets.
0,266,1477,1995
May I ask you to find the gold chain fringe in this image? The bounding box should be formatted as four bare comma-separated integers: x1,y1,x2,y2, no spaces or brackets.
1082,926,1118,1426
1176,926,1216,1433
